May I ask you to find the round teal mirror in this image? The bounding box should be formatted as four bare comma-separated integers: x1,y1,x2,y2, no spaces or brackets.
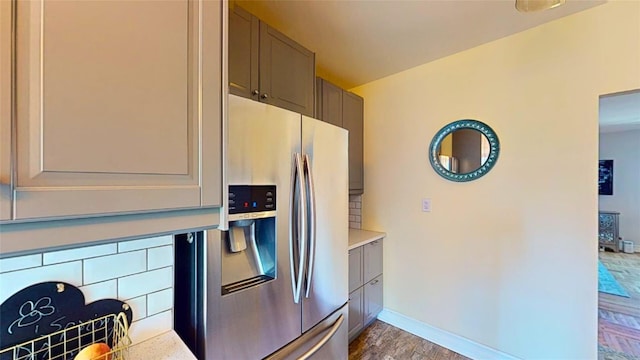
429,119,500,182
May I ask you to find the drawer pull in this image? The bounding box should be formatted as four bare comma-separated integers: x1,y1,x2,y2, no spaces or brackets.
370,279,379,285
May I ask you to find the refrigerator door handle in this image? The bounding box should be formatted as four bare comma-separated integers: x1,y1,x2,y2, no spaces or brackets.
290,152,307,304
303,154,316,298
297,314,344,360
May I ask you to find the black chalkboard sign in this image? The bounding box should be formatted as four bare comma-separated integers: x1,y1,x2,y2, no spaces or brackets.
0,282,133,360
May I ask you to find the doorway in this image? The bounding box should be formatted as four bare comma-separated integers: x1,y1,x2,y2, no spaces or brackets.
597,89,640,359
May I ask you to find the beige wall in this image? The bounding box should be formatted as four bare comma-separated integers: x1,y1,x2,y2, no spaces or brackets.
352,1,640,358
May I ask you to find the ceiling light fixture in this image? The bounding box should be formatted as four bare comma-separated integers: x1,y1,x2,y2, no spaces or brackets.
515,0,565,12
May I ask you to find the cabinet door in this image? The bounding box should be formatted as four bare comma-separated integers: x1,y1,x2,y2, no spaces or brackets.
363,240,383,283
0,0,11,220
343,91,364,194
317,78,343,128
259,22,315,117
14,0,221,220
364,275,383,326
228,4,258,100
348,287,364,342
348,247,363,293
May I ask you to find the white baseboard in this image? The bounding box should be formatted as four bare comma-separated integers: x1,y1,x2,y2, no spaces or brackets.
377,308,520,360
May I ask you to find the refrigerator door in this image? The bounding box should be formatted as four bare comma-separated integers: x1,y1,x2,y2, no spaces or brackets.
265,304,349,360
301,116,349,333
210,95,302,359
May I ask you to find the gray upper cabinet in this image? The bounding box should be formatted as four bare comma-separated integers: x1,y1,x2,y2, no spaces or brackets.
229,5,258,100
316,78,343,128
229,4,315,117
11,0,222,220
259,23,315,117
316,78,364,194
342,92,364,194
0,0,11,221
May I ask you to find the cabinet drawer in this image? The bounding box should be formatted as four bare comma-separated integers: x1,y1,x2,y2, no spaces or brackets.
348,287,364,342
348,247,363,293
364,275,383,326
363,239,383,283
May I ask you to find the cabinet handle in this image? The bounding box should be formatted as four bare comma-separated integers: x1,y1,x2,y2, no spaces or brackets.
261,93,269,99
370,240,379,245
251,89,259,96
370,279,379,285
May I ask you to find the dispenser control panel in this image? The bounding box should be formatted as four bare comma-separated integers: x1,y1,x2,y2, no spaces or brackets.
228,185,276,214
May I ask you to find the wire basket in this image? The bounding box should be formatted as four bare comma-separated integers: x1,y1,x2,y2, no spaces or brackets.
0,312,131,360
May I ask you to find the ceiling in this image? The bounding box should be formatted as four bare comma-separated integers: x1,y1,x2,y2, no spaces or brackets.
600,91,640,133
237,0,605,89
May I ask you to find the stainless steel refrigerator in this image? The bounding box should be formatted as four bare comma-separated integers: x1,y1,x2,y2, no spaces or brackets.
175,94,349,359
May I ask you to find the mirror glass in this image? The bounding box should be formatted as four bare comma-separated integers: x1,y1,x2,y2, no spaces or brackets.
429,120,499,182
436,129,491,173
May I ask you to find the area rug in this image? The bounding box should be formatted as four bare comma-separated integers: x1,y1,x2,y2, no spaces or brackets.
598,344,638,360
598,260,630,298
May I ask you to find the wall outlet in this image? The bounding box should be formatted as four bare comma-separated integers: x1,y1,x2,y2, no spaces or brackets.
422,198,432,212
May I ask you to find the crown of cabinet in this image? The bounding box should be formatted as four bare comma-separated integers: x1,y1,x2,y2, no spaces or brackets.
229,4,315,117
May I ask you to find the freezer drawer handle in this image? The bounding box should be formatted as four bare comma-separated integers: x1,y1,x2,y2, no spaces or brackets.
297,314,344,360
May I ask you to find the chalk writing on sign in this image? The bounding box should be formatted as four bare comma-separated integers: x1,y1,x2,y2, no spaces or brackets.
7,297,55,334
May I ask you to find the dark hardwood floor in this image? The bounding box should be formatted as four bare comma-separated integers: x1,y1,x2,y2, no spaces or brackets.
599,251,640,360
348,320,469,360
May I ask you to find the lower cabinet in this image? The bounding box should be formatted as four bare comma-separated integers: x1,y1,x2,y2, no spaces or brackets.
348,239,383,342
364,275,383,326
348,287,364,341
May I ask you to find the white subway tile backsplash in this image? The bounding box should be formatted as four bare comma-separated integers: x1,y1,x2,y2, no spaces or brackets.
126,295,147,322
0,254,42,273
147,288,173,316
118,235,173,253
84,250,146,285
44,243,117,265
79,279,117,303
0,261,82,304
349,195,362,229
118,267,172,300
1,234,176,345
148,245,173,270
129,310,173,344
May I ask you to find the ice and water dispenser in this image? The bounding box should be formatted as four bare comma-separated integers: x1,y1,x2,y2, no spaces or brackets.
221,185,277,295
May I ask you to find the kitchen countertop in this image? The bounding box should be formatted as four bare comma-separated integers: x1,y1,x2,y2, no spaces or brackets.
128,331,196,360
348,228,386,250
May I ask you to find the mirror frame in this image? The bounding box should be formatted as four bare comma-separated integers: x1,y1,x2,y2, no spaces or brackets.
429,119,500,182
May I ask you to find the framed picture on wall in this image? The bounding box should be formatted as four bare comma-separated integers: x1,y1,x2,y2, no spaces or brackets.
599,160,613,195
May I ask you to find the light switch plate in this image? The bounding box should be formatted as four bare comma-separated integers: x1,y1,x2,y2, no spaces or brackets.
422,198,432,212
